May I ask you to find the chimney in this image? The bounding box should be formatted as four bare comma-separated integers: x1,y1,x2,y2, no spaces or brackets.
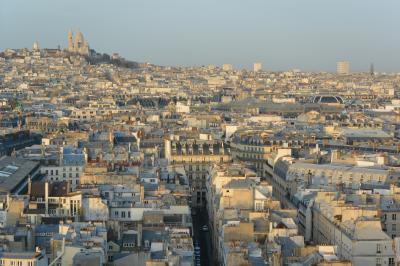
140,185,144,203
137,223,142,247
45,181,49,215
27,176,32,195
27,225,34,251
59,146,64,165
109,130,113,144
6,194,10,211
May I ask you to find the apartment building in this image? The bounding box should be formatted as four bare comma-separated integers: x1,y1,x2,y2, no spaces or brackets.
308,192,395,266
206,163,279,264
165,134,231,206
0,251,48,266
40,146,86,190
267,156,398,207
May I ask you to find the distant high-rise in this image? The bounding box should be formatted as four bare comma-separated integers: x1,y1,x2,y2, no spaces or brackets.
253,62,262,72
370,63,375,76
68,30,90,56
222,64,233,71
336,61,350,75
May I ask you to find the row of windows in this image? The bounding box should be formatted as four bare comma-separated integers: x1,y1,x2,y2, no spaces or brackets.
0,261,35,266
188,174,206,180
241,153,263,159
73,110,114,115
255,202,264,211
48,173,80,178
188,165,205,171
383,213,398,223
171,157,225,164
49,178,79,185
114,211,131,218
76,115,95,119
293,170,385,182
376,257,395,266
44,167,81,172
141,178,156,183
76,110,95,115
243,146,264,152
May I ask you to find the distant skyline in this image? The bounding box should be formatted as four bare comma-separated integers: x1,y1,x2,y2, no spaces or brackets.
1,0,400,72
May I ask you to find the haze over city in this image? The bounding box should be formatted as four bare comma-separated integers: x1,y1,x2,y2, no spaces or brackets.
3,1,400,266
1,0,400,71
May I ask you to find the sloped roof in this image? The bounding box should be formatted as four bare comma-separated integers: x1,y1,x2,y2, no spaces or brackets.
353,220,390,240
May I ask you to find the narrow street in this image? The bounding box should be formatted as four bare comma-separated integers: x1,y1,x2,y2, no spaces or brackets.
192,207,214,266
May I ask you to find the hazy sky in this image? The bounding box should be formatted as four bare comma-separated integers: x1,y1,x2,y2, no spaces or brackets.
1,0,400,72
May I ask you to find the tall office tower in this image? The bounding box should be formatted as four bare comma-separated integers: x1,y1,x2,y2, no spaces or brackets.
253,62,262,72
336,61,350,75
370,63,375,76
222,64,233,71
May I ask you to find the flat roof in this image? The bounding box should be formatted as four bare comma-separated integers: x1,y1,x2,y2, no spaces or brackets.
0,252,42,259
341,128,391,138
291,162,389,175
